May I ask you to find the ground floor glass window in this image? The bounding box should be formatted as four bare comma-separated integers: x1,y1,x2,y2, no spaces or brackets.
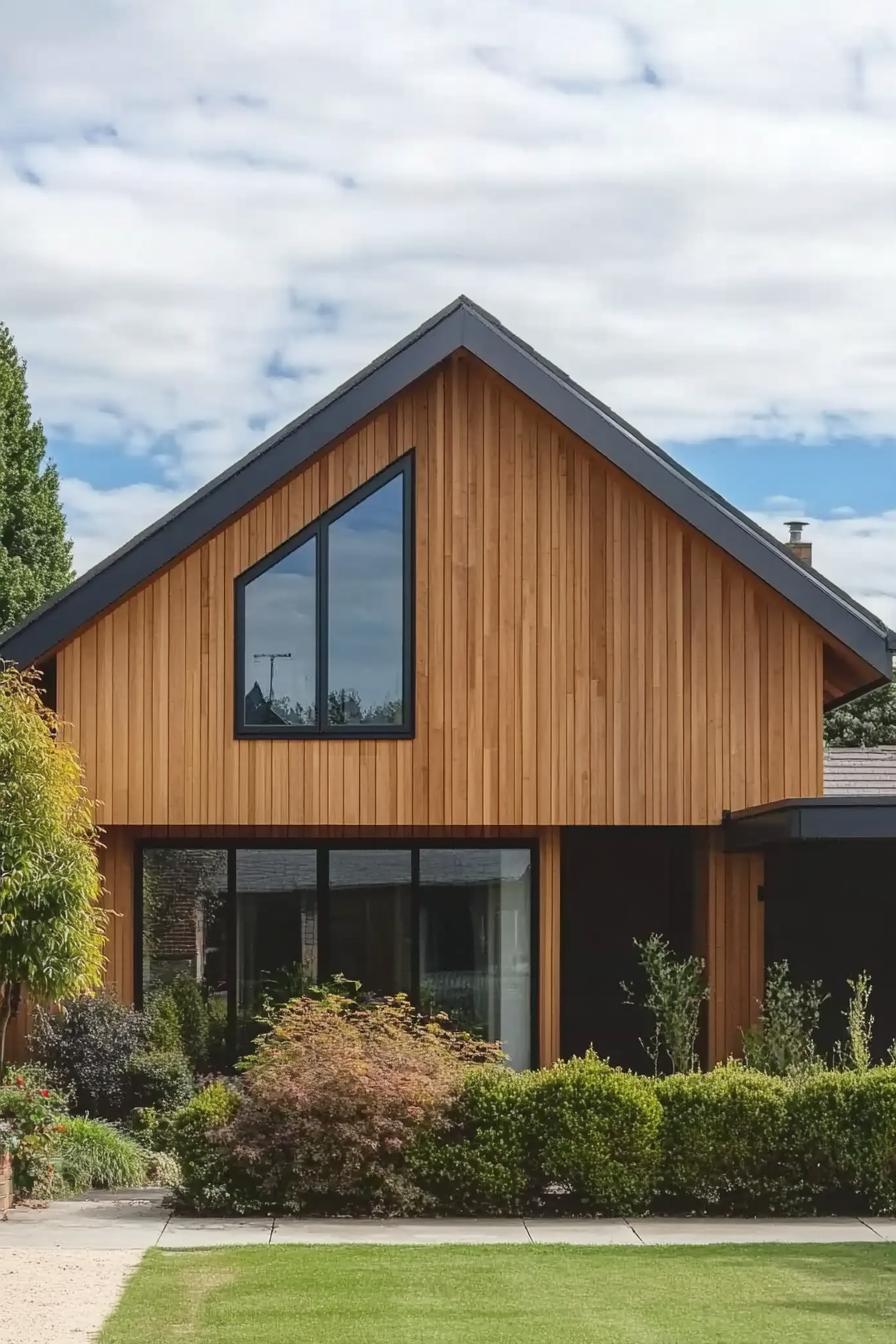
140,843,533,1066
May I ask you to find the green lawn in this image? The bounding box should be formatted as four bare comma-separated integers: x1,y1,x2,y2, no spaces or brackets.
99,1244,896,1343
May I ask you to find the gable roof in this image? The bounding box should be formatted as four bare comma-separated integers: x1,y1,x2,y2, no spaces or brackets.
824,746,896,796
1,295,894,680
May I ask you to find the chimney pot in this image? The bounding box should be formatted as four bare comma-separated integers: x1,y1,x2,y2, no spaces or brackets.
784,520,812,566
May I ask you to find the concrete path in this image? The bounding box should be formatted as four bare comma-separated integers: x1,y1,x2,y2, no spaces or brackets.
3,1194,896,1249
3,1196,895,1342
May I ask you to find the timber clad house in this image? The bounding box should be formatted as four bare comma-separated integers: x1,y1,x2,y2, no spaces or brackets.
2,297,895,1068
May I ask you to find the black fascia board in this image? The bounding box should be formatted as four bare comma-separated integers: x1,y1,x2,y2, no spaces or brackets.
1,295,892,679
0,302,465,666
725,796,896,848
459,303,893,679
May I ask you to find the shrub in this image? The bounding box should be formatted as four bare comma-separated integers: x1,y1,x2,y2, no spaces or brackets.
784,1067,896,1215
412,1056,661,1218
168,975,211,1071
31,993,147,1119
408,1067,530,1215
37,1117,149,1197
169,1082,244,1214
742,961,826,1075
0,1069,68,1195
208,992,491,1215
144,1147,180,1188
146,975,211,1070
123,1050,194,1113
0,662,106,1080
837,972,874,1072
126,1105,174,1153
622,934,708,1075
145,991,183,1056
526,1055,661,1214
656,1065,791,1213
206,995,230,1073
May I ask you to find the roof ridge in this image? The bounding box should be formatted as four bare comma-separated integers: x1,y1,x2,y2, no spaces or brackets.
1,295,893,682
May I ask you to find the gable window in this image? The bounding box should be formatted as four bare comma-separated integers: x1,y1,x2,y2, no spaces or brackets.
236,454,413,737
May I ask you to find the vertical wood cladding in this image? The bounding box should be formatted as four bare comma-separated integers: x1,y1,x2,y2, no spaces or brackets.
57,354,824,829
695,836,765,1063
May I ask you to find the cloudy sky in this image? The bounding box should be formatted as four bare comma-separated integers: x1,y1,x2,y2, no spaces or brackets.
2,2,895,625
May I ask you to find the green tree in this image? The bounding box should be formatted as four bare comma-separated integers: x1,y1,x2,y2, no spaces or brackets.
824,667,896,747
0,323,73,632
0,663,107,1077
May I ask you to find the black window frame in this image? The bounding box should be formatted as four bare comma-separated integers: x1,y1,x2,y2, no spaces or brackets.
134,836,539,1068
234,451,415,739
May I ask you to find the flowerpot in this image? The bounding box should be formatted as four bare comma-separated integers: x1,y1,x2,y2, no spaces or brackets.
0,1151,12,1213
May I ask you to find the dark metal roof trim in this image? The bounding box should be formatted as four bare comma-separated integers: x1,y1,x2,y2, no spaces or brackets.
459,304,892,676
725,795,896,847
0,302,465,665
1,295,893,678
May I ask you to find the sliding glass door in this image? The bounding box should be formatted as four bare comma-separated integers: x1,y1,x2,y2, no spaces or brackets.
139,842,534,1066
235,849,317,1026
419,849,532,1069
326,849,414,996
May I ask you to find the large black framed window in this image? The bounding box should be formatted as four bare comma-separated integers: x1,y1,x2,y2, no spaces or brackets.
137,840,535,1068
235,453,414,737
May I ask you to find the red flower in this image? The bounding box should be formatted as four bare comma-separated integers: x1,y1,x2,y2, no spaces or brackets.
39,1089,50,1098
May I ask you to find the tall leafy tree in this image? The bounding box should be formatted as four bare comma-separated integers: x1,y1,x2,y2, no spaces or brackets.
825,669,896,747
0,664,106,1077
0,323,73,632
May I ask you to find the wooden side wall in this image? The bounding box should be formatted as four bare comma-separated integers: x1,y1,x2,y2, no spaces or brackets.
56,355,824,830
695,835,765,1063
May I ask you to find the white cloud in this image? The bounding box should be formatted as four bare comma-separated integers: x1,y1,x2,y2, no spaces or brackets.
59,478,187,575
751,508,896,629
1,2,896,578
830,505,857,517
763,494,806,512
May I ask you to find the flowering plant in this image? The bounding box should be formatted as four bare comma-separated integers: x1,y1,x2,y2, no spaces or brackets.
0,1070,68,1191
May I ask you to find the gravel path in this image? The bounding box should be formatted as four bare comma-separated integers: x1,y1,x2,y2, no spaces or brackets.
0,1195,168,1342
0,1246,142,1343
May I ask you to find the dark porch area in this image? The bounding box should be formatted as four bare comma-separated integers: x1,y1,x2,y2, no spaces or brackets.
764,840,896,1060
560,827,694,1070
727,796,896,1061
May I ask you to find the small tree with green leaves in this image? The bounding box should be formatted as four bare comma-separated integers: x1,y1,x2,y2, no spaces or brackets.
0,322,73,633
622,933,709,1075
836,971,874,1073
0,662,107,1077
742,960,827,1076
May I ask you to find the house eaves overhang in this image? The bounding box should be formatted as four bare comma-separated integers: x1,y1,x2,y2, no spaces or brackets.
725,797,896,849
1,295,893,678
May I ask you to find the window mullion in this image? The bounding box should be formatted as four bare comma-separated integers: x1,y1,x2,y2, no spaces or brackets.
317,519,328,732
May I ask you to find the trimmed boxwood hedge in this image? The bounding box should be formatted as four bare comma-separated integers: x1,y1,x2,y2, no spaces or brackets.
408,1067,531,1215
525,1056,661,1214
655,1065,792,1214
785,1066,896,1215
171,1060,896,1217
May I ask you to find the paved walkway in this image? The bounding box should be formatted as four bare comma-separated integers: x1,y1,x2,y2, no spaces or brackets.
3,1196,895,1343
3,1193,896,1249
